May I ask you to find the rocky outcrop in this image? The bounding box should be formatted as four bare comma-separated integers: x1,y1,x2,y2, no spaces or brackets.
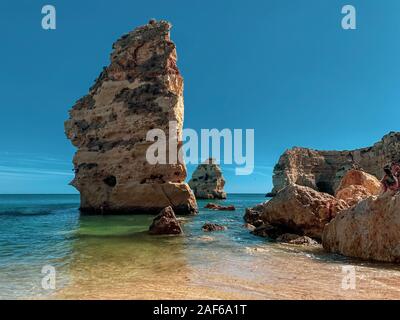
269,132,400,196
204,203,235,211
249,184,349,239
188,158,227,199
322,192,400,263
149,206,183,235
335,170,381,206
202,223,227,232
65,20,197,215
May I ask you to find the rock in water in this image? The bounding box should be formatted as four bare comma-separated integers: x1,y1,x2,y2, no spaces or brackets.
335,169,381,206
202,223,227,232
323,192,400,263
64,20,197,215
188,158,227,199
269,132,400,196
149,206,183,235
204,203,235,211
251,184,349,239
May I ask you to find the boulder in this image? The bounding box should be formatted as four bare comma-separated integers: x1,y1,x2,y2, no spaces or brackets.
251,223,286,239
335,170,381,206
256,184,349,239
149,206,183,235
188,158,227,199
276,233,319,246
322,192,400,263
64,20,197,215
202,223,227,232
204,203,235,211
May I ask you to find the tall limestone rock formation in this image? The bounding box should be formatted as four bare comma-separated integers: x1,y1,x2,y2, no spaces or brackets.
188,158,227,199
269,132,400,196
65,20,197,215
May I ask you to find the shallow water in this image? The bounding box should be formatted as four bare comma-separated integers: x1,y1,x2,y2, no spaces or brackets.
1,194,400,300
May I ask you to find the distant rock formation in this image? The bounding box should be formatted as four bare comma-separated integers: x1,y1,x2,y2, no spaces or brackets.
335,169,381,206
188,158,227,199
149,206,183,235
65,20,197,215
323,192,400,263
269,132,400,196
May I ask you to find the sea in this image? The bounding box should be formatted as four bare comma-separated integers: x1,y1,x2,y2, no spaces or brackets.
1,194,400,300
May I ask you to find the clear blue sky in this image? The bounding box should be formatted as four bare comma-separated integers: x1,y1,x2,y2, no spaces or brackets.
0,0,399,194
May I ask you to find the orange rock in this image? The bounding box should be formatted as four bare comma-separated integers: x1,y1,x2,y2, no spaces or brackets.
335,170,381,206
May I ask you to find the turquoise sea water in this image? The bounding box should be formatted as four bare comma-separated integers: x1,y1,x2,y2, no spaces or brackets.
1,194,400,300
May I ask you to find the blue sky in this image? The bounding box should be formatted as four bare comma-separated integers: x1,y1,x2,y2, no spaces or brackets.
0,0,399,194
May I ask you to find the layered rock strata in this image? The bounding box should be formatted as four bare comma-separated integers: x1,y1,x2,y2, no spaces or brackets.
65,20,197,215
269,132,400,196
188,158,227,199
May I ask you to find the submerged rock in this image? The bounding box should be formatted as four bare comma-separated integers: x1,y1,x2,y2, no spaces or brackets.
149,206,183,235
269,132,400,196
335,169,381,206
202,223,227,232
204,203,235,211
188,158,227,199
251,223,286,239
322,192,400,263
276,233,319,246
249,184,349,240
65,20,197,215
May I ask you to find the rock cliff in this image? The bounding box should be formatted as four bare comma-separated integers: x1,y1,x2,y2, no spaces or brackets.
65,20,197,215
188,158,227,199
270,132,400,196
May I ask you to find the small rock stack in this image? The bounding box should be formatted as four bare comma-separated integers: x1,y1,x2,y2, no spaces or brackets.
188,158,227,199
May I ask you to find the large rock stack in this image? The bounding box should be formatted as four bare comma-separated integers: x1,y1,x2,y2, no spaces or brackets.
188,158,227,199
65,20,197,215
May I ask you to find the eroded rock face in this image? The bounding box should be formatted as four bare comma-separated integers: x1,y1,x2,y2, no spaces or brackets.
188,158,227,199
322,192,400,263
65,20,197,215
270,132,400,196
149,206,183,235
254,184,349,239
335,170,382,206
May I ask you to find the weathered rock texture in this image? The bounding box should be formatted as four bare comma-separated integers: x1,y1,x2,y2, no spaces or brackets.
149,206,183,235
335,170,381,206
270,132,400,196
65,20,197,215
252,184,349,239
323,192,400,263
188,158,227,199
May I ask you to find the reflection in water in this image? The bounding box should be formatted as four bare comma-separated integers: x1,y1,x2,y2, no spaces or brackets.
1,194,400,299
